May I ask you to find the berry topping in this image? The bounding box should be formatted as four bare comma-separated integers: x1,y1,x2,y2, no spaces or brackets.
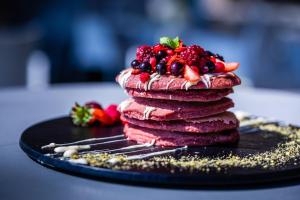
215,62,225,72
139,72,150,83
156,62,167,75
156,50,167,60
184,65,200,82
171,62,184,76
140,62,152,73
179,45,203,66
150,57,157,71
128,36,239,80
136,45,153,62
131,59,140,69
206,60,215,72
215,54,225,62
200,66,209,74
224,62,240,72
205,50,214,57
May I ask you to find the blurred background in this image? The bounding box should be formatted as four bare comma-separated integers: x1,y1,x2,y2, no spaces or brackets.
0,0,300,90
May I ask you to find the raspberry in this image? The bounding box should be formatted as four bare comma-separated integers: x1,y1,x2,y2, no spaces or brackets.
180,45,204,66
139,72,150,83
136,45,153,62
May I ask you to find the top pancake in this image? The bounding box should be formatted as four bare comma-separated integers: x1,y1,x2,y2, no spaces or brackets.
116,68,241,91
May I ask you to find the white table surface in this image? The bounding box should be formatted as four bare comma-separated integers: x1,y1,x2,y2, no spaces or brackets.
1,83,300,200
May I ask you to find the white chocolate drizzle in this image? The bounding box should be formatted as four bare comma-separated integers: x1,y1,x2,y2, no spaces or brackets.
184,80,200,90
69,158,88,165
118,68,132,88
143,106,156,120
180,80,188,90
165,79,175,90
201,74,213,88
117,99,133,112
144,73,160,91
54,145,91,153
41,134,124,149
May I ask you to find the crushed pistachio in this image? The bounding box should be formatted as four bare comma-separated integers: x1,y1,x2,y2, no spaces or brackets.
69,119,300,173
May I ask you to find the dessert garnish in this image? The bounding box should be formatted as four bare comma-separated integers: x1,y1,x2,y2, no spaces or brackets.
70,102,120,127
130,36,239,83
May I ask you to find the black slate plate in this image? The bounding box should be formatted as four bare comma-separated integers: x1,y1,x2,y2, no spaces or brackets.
20,117,300,187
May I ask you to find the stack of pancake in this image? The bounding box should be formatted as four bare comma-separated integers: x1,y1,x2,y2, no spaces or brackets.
117,69,241,146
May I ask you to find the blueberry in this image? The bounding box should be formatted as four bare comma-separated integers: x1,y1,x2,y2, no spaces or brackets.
156,62,166,75
206,61,215,72
131,60,140,69
205,50,214,57
140,62,152,73
156,50,167,60
200,66,209,74
171,62,183,76
215,54,224,62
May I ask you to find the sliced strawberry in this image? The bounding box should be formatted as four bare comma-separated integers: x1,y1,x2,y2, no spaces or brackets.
184,65,201,82
150,57,156,71
210,56,216,63
139,72,150,83
215,62,225,72
224,62,240,72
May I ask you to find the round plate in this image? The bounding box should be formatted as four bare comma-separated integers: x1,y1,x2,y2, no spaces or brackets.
20,117,300,187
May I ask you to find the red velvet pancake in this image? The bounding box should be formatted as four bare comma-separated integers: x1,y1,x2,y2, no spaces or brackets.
116,68,241,91
119,97,234,121
126,88,233,102
124,123,240,147
121,112,238,133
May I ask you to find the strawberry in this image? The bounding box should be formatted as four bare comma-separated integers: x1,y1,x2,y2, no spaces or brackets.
131,69,141,75
93,109,113,125
104,104,120,124
70,103,95,126
150,57,156,71
139,72,150,83
215,62,225,72
224,62,240,72
167,49,174,56
184,65,200,82
153,44,168,53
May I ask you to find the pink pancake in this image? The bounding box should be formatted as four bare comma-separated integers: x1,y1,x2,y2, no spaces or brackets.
119,97,234,121
126,88,233,102
124,124,240,147
116,68,241,91
122,112,238,133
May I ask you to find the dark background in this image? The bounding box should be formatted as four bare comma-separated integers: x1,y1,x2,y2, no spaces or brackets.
0,0,300,90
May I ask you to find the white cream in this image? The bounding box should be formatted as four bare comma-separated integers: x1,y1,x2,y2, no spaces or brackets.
180,80,188,90
184,80,200,90
143,106,156,120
